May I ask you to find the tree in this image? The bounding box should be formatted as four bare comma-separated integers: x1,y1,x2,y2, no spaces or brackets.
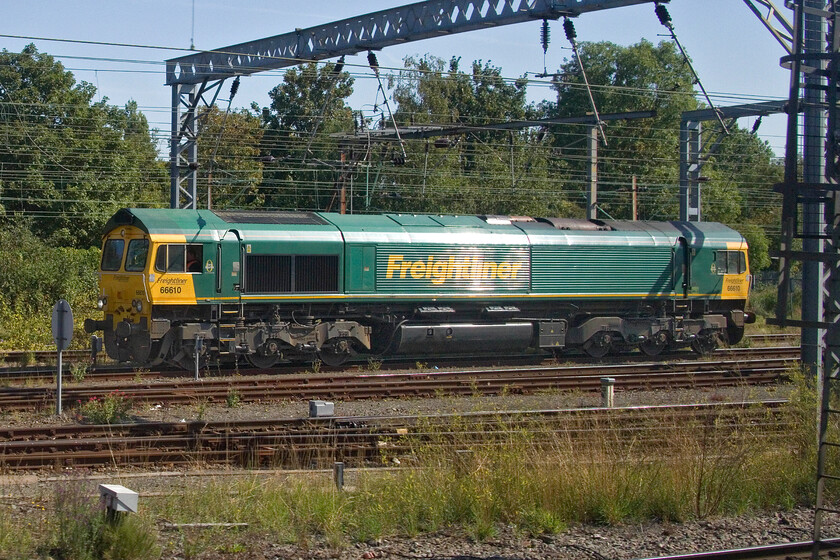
373,55,574,216
541,39,701,220
254,61,355,210
197,106,265,209
0,45,167,247
539,40,781,271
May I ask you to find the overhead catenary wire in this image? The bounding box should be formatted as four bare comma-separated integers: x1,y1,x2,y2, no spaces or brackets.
563,17,607,146
654,2,729,134
367,51,407,164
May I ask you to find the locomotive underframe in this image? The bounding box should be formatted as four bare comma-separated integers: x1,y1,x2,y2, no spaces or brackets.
96,296,749,367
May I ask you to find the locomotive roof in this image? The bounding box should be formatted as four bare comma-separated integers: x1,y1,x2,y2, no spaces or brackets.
103,208,746,247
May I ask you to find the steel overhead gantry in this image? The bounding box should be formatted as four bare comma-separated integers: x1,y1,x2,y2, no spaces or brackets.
165,0,659,209
679,99,791,222
742,0,794,55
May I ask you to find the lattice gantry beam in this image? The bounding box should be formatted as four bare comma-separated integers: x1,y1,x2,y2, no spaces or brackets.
742,0,793,54
166,0,658,85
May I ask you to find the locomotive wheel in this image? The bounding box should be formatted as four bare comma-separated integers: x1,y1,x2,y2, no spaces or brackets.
726,324,745,345
246,352,280,369
318,338,354,367
583,332,612,358
639,332,669,357
691,332,719,355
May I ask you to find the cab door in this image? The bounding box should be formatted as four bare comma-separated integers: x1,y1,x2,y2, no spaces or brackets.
216,230,242,302
676,237,691,299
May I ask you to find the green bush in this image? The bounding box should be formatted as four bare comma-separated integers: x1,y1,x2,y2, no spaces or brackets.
0,222,100,350
76,391,133,424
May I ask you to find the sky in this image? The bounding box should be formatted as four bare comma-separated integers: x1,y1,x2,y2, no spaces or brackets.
2,0,791,155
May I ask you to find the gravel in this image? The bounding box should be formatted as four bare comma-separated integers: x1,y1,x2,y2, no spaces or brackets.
221,509,833,559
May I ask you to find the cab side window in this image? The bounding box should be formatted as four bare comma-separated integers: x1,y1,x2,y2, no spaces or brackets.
715,252,728,276
125,239,149,272
715,250,747,275
154,246,167,272
186,245,203,272
101,239,125,271
168,245,186,273
154,244,203,273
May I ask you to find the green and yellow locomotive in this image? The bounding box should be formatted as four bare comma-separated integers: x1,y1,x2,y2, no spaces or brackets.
84,208,753,368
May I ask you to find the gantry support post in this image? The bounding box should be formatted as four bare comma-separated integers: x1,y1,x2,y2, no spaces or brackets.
801,0,826,376
679,120,701,222
586,124,598,220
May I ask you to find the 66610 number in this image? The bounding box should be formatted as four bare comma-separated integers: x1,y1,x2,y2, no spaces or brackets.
159,286,182,294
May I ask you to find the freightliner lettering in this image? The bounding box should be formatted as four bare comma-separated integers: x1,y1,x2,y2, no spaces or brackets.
384,254,524,285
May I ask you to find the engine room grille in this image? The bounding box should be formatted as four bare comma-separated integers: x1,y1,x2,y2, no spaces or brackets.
295,255,339,292
245,255,291,293
244,255,338,293
213,211,328,225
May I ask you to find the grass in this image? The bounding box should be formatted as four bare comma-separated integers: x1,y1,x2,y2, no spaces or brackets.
0,372,829,558
226,387,242,408
76,390,134,424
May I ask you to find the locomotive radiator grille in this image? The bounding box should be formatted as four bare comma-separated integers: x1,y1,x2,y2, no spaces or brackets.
244,255,338,294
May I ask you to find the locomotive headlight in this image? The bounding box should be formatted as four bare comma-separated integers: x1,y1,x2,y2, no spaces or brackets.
97,296,107,310
134,299,143,313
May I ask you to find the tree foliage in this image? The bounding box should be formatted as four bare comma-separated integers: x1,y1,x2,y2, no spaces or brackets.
0,220,100,349
541,39,700,220
0,44,167,248
371,55,575,216
198,106,265,209
254,61,355,210
0,43,783,274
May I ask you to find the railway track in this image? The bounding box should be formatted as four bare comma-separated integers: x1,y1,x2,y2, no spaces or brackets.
0,348,799,412
0,332,800,379
638,538,840,560
0,342,800,385
0,401,791,471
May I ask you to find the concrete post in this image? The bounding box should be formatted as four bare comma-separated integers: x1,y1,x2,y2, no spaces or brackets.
600,377,615,407
334,462,345,490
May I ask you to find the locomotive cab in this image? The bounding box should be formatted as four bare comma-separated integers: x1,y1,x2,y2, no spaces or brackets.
715,246,754,344
85,225,154,362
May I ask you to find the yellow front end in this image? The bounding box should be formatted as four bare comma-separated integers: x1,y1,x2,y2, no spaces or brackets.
720,243,751,302
89,227,209,363
97,226,152,334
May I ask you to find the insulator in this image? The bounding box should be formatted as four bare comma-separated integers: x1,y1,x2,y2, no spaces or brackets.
563,18,576,43
540,19,550,53
333,55,345,75
655,3,673,28
367,51,379,71
751,116,763,134
229,76,240,99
